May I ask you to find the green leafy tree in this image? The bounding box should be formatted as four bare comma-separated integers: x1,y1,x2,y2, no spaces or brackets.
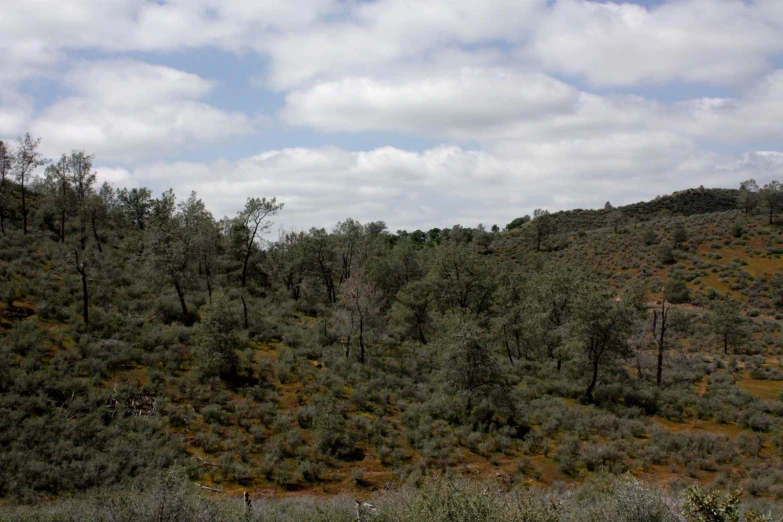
145,190,193,322
197,292,243,380
737,179,759,216
179,192,219,300
492,271,530,364
0,140,12,234
427,242,496,317
267,230,307,300
532,208,551,251
710,298,747,355
13,133,49,235
438,317,512,423
68,151,97,250
760,180,783,224
671,221,687,248
236,197,283,289
117,187,153,231
42,155,73,243
571,286,634,402
388,280,433,344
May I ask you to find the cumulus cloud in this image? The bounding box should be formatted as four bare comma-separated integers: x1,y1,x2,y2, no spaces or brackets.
281,69,579,137
30,60,253,162
678,70,783,145
528,0,783,87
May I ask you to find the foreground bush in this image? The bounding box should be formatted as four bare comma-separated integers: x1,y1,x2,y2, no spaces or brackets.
2,472,782,522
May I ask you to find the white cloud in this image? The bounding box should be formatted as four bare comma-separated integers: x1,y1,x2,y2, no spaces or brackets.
0,89,32,137
30,61,253,162
281,69,579,137
528,0,783,87
678,70,783,145
262,0,545,89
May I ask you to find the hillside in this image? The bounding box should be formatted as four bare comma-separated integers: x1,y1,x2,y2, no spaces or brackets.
2,177,783,514
507,187,740,235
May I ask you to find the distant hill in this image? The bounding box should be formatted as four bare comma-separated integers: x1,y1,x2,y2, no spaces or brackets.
508,187,739,235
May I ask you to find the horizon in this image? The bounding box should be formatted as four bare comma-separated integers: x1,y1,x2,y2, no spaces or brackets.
2,0,783,231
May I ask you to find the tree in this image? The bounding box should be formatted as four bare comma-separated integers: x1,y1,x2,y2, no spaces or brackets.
657,242,676,264
333,218,363,289
534,269,585,370
505,215,530,231
13,133,49,235
68,250,90,326
0,140,14,234
738,179,759,215
571,286,634,402
145,190,193,322
532,209,551,251
68,151,96,250
759,180,783,224
651,292,688,386
388,280,433,345
710,298,747,355
333,270,384,363
427,242,496,317
302,227,338,304
117,187,153,231
438,317,511,423
671,221,687,248
43,155,72,243
267,230,307,301
642,226,657,246
492,271,530,364
196,292,243,380
179,192,219,300
608,210,625,234
236,197,283,289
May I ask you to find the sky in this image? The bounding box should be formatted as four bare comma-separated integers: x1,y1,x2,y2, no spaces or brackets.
2,0,783,232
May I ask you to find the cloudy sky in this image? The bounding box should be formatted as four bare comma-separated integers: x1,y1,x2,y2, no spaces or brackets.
2,0,783,232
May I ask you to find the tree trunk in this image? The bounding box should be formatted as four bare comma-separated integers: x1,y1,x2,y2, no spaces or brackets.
240,294,248,329
80,217,87,250
60,204,66,243
21,184,27,235
73,251,89,326
585,358,600,403
241,250,251,288
503,326,514,364
636,353,644,380
80,268,89,326
204,257,213,300
724,333,728,355
91,209,102,253
359,316,365,364
173,279,188,320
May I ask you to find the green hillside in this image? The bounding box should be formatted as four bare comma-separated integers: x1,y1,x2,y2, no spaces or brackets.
2,167,783,518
